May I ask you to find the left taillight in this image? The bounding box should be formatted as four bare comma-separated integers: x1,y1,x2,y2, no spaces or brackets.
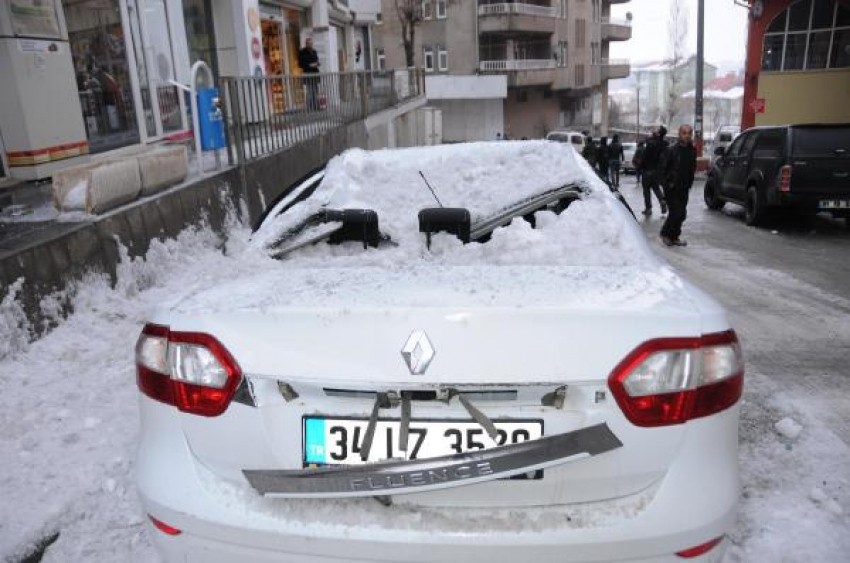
135,323,242,417
608,330,744,427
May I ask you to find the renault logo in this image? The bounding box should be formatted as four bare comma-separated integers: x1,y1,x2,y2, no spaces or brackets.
401,330,435,375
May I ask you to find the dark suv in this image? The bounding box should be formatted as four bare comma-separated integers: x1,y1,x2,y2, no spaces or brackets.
704,124,850,226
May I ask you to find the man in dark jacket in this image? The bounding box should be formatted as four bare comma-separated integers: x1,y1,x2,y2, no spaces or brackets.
596,137,610,184
298,37,320,109
632,141,645,185
639,126,668,216
608,134,625,188
660,125,697,247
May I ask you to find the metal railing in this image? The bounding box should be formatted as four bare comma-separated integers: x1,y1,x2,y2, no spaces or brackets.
480,59,557,71
221,69,424,165
478,2,558,17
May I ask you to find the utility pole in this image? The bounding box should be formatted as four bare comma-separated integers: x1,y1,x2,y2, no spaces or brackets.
635,83,641,142
695,0,705,156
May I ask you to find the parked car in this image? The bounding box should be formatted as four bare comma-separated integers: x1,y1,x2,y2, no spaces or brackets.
621,142,638,173
136,142,742,562
546,129,587,153
704,124,850,226
710,126,740,163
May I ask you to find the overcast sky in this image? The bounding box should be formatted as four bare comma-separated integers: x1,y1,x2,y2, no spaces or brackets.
609,0,750,69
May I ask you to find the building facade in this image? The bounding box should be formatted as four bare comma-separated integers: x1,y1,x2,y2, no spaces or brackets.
0,0,379,181
630,56,718,131
371,0,631,141
743,0,849,128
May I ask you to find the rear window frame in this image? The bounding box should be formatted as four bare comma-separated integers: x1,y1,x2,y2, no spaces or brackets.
791,127,850,157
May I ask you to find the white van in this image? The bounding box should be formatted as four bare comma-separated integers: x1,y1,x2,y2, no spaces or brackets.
546,130,587,153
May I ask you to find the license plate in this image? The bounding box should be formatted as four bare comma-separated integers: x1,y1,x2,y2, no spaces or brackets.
303,417,543,465
819,200,850,209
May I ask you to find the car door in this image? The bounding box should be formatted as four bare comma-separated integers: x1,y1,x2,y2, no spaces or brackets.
716,133,746,199
725,131,759,201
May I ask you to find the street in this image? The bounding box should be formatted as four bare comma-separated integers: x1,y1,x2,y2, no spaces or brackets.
619,174,850,561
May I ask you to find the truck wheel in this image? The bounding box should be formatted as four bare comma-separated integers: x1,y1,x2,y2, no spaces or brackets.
745,185,767,226
704,178,725,211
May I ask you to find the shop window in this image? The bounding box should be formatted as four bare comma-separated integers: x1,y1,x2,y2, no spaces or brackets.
438,48,448,71
832,30,850,67
783,33,807,69
376,12,382,24
761,0,850,71
807,30,832,68
424,47,434,72
436,1,447,19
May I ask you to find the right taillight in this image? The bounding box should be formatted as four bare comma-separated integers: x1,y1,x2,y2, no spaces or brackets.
608,331,744,427
779,165,792,192
135,323,242,417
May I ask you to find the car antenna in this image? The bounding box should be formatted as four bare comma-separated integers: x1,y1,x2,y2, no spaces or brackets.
418,171,444,208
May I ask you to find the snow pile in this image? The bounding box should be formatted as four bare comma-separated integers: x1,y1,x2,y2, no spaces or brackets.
774,417,803,440
0,279,30,360
256,141,613,253
0,221,259,561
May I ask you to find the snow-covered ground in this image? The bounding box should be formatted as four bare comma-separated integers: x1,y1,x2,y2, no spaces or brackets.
2,146,849,561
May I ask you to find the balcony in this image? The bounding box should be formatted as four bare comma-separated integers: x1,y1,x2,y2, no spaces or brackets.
606,0,631,4
479,59,559,87
478,2,559,35
601,17,632,41
599,58,630,80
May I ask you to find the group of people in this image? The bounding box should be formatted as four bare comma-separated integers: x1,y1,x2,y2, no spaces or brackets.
582,124,697,247
580,134,626,188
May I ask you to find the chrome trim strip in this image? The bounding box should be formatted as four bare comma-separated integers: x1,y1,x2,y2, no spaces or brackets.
243,423,622,498
469,184,585,241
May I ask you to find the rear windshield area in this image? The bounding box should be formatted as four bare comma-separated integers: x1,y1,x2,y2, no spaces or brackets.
792,127,850,156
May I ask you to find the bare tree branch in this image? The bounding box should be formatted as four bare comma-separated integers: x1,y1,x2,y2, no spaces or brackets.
663,0,689,127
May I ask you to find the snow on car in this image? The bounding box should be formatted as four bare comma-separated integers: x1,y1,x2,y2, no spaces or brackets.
135,141,744,562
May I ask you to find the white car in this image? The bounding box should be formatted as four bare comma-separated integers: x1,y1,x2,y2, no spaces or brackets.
622,142,638,173
136,142,743,562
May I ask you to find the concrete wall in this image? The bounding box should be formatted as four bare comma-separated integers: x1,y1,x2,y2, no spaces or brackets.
756,69,850,126
433,99,504,142
504,88,562,139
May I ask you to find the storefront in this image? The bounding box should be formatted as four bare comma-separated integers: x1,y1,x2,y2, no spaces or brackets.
259,2,306,112
63,0,192,153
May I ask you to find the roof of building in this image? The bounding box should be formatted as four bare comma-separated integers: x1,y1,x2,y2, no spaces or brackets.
632,55,718,73
681,71,744,99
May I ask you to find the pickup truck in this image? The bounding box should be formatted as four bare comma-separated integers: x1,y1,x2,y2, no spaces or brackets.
703,124,850,226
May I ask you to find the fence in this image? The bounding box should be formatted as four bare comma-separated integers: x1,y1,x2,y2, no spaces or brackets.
478,2,559,17
221,69,424,165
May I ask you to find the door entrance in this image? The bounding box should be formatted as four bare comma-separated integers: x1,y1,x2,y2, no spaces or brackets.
64,0,141,153
126,0,187,142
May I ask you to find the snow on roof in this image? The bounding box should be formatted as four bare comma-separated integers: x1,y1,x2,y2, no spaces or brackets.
681,86,744,100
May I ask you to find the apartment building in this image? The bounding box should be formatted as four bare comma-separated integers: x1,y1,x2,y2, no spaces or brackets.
371,0,631,141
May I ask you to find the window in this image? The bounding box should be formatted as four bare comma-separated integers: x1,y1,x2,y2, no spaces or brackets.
438,47,448,71
376,48,386,71
740,132,760,158
575,64,585,86
436,0,446,19
517,90,529,103
422,1,433,20
576,19,586,48
752,129,786,158
726,134,747,157
376,12,382,24
424,47,434,72
761,0,850,71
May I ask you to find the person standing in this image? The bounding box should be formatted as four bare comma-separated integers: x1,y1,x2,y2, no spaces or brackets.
597,137,610,184
298,37,320,110
581,136,596,169
660,125,697,247
639,126,668,216
632,141,646,185
608,134,625,188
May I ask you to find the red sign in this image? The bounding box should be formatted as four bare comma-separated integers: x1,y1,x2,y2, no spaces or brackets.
750,98,766,114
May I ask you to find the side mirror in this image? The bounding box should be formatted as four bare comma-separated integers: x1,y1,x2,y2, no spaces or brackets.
419,208,471,247
713,146,726,156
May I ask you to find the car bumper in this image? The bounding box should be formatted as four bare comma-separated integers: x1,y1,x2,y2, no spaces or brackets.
137,399,739,563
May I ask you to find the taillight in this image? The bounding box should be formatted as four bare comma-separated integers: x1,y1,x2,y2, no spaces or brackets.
779,165,792,192
608,331,743,427
135,323,242,416
676,535,724,558
148,514,182,536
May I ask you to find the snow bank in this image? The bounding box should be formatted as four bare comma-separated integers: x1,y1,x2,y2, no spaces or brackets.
774,417,803,440
0,221,252,561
